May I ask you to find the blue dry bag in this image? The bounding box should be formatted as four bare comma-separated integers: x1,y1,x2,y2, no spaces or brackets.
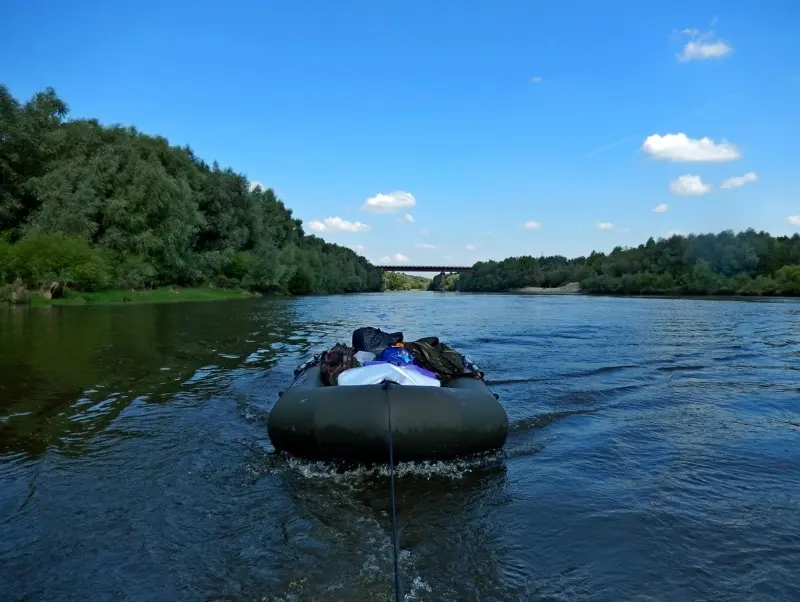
379,346,413,365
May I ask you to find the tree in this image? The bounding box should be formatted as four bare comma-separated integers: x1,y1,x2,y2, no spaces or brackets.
0,86,383,295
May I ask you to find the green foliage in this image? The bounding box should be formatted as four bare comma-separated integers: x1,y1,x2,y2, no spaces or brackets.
0,239,17,282
11,232,111,291
775,265,800,294
0,85,382,295
427,272,459,291
115,255,157,290
382,271,431,291
458,230,800,296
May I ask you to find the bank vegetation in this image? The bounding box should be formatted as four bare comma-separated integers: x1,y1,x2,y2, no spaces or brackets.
1,86,382,304
431,230,800,296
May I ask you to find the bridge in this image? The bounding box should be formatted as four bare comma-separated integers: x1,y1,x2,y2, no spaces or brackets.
376,265,472,273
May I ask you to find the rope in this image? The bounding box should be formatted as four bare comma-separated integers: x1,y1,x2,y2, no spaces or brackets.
382,380,402,602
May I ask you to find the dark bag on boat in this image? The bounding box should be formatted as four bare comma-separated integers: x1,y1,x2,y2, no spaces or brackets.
404,337,483,382
352,327,403,355
319,343,358,386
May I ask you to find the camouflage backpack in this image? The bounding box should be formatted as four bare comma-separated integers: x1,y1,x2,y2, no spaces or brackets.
404,337,483,381
319,343,358,386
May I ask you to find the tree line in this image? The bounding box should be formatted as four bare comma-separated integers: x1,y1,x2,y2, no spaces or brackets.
5,87,798,301
0,85,383,298
382,271,431,291
435,230,800,296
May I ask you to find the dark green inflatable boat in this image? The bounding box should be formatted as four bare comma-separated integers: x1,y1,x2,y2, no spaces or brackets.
268,365,508,463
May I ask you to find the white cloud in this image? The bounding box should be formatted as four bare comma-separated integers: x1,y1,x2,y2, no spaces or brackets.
670,174,711,196
362,191,416,213
248,180,264,191
396,213,414,225
414,243,439,250
522,220,541,230
653,203,669,213
465,244,476,251
788,216,800,226
596,222,630,232
378,252,409,263
483,231,497,237
664,229,686,237
308,216,371,233
677,27,733,62
443,255,453,260
531,75,543,83
642,133,741,162
679,40,733,62
350,244,366,253
720,171,758,189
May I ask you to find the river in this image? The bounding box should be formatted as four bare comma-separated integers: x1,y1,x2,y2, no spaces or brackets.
1,293,799,601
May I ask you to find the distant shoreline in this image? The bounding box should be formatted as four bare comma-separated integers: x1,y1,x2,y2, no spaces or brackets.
505,287,797,301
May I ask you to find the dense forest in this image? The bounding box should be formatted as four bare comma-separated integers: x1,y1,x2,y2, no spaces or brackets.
440,230,800,296
0,86,383,300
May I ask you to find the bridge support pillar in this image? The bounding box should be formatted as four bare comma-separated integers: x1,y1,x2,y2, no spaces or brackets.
437,270,447,292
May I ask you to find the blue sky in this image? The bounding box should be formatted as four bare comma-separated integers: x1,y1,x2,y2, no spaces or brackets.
2,0,799,269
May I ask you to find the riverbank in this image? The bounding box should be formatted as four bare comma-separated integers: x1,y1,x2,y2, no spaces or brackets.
26,287,259,307
511,282,582,295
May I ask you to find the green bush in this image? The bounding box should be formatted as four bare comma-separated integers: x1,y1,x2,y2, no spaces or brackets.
11,233,111,290
116,255,158,289
212,274,241,289
228,252,251,281
775,265,800,295
71,252,112,291
287,265,315,295
0,239,18,283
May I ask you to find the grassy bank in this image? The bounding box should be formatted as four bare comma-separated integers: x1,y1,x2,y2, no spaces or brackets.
28,287,258,307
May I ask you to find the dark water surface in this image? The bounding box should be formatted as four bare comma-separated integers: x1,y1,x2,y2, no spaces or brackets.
1,293,799,601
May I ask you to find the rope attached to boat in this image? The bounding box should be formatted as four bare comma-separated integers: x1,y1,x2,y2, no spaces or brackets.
382,379,402,602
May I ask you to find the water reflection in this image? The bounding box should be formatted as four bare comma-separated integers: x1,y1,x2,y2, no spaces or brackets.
0,299,300,458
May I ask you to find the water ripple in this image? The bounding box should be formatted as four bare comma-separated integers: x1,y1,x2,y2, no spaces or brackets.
2,294,800,601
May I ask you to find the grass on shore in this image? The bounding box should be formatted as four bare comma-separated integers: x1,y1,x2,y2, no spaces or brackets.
30,286,258,307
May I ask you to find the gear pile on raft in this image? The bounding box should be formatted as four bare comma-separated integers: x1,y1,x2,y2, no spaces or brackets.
302,327,485,388
268,327,508,463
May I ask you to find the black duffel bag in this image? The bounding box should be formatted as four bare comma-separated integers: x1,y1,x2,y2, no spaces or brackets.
352,327,403,355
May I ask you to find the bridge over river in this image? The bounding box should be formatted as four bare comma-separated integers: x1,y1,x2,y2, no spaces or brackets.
375,265,472,273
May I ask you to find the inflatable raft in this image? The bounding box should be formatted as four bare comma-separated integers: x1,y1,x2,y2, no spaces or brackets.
268,364,508,463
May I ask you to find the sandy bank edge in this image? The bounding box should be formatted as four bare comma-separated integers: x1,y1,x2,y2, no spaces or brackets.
511,282,582,295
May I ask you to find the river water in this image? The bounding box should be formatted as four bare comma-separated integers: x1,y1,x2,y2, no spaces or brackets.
1,293,799,601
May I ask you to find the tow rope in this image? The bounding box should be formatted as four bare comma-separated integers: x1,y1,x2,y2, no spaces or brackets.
382,379,402,602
